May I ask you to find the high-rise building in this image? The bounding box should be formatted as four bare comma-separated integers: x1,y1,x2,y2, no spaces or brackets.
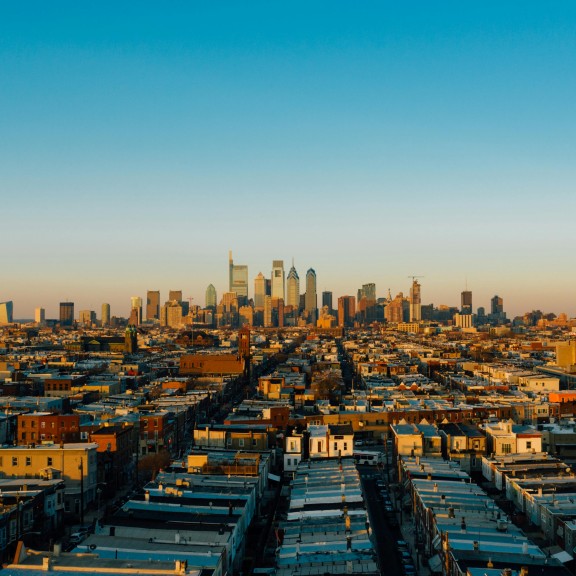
78,310,96,325
358,283,376,303
271,260,285,301
286,263,300,309
206,284,217,309
254,272,266,309
385,293,405,323
491,295,504,315
409,280,421,322
59,302,74,327
263,295,273,327
305,268,317,322
229,251,249,301
101,303,111,326
337,296,356,327
461,290,473,315
34,307,45,325
169,290,182,303
322,291,333,311
0,301,14,324
146,290,160,321
130,296,143,325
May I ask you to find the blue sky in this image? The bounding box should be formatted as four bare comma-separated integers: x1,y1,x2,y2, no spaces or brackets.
2,2,575,319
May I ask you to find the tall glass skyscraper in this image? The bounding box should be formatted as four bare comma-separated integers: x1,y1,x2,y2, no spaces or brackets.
286,263,300,309
229,251,248,300
271,260,285,301
205,284,217,308
305,268,317,319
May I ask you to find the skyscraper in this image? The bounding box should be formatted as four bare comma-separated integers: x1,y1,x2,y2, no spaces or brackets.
286,263,300,309
206,284,217,308
461,290,473,314
35,307,45,325
358,283,376,303
130,296,143,325
271,260,285,301
169,290,182,303
0,301,14,324
229,251,248,301
146,290,160,321
254,272,266,309
491,295,504,315
322,291,333,311
59,302,74,327
409,280,421,322
338,296,356,327
305,268,317,322
101,303,111,326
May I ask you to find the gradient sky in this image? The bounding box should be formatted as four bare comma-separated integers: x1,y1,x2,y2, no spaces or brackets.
2,2,575,319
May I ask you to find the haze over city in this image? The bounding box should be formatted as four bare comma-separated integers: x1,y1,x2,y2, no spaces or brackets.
2,2,575,318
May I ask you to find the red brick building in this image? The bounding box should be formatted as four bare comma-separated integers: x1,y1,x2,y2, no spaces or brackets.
17,413,80,445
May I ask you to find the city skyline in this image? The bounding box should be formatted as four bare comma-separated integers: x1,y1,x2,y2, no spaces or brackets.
2,254,569,321
2,3,575,318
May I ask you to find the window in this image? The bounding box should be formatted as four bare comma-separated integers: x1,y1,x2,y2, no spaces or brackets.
31,432,36,440
502,443,512,454
344,442,348,450
239,439,244,447
25,457,31,466
22,420,26,427
21,432,26,440
526,441,532,449
47,457,53,466
12,457,18,466
334,442,338,451
31,421,36,428
41,422,46,428
287,458,292,466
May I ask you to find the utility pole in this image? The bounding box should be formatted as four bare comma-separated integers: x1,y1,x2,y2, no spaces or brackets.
78,458,84,526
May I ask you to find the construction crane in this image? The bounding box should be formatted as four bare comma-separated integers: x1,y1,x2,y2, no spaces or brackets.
407,275,425,284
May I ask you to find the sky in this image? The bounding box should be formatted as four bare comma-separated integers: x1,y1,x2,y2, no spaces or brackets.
1,2,575,319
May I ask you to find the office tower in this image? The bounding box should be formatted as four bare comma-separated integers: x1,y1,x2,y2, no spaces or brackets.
409,280,421,322
322,291,333,312
130,296,143,325
491,295,504,315
101,303,111,326
34,307,45,325
229,251,249,300
59,302,74,327
385,293,405,323
461,290,473,314
271,260,285,301
146,290,160,321
305,268,317,322
286,263,300,309
358,283,376,303
254,272,266,309
79,310,96,325
206,284,217,309
337,296,356,327
169,290,182,303
161,301,185,327
0,301,13,324
263,295,272,327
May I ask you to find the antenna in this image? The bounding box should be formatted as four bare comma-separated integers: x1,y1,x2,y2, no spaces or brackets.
407,275,425,283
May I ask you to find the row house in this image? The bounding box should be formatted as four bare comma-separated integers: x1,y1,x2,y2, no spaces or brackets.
0,443,97,520
17,413,82,445
194,424,271,451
